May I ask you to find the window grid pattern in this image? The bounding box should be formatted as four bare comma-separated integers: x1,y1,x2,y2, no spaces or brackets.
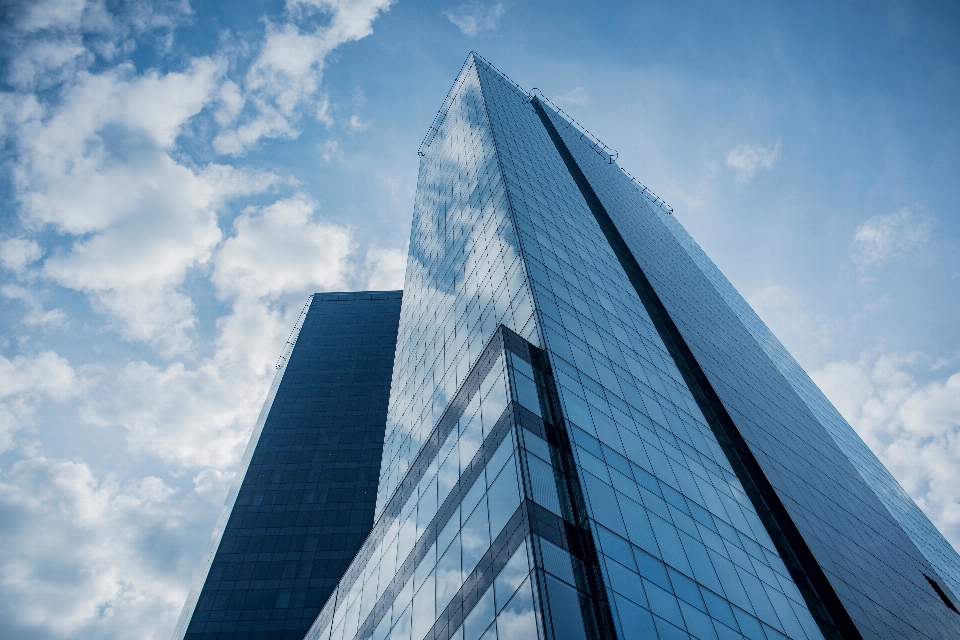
376,58,539,517
545,79,960,639
665,198,960,605
472,57,824,640
305,329,545,640
184,291,402,640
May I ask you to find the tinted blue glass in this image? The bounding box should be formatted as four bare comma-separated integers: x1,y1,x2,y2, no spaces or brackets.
278,52,960,640
374,57,539,516
547,83,960,638
470,57,826,640
181,291,402,640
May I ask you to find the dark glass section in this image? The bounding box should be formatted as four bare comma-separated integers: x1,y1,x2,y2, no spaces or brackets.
924,575,960,614
540,71,960,637
529,97,852,639
184,291,402,640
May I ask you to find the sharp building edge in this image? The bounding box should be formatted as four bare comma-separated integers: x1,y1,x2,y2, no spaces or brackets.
177,54,960,640
175,291,402,640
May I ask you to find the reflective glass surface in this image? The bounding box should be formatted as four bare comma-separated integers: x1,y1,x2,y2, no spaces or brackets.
182,291,402,640
304,326,536,640
300,52,960,640
660,205,960,605
543,71,960,638
472,57,825,640
375,56,538,517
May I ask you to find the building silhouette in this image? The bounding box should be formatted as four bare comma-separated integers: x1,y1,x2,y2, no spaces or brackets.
177,54,960,640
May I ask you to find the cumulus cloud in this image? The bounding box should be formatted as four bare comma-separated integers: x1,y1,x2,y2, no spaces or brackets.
213,196,355,302
6,56,285,355
36,159,278,356
726,139,781,184
0,237,43,274
5,35,89,89
2,285,67,329
0,456,214,640
9,0,89,33
443,2,506,36
213,0,395,154
347,113,369,131
812,352,960,550
83,194,358,471
554,86,588,106
14,58,225,232
0,1,398,636
363,245,407,290
81,344,276,472
3,0,191,75
850,207,933,270
321,138,340,162
0,351,80,452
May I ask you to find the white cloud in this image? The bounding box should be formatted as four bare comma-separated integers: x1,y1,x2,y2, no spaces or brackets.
82,351,270,472
554,86,588,106
5,56,285,355
315,93,334,126
214,0,395,154
10,0,87,33
214,79,245,126
5,35,89,89
850,206,933,269
213,196,355,302
13,59,224,234
726,139,781,184
81,194,358,469
347,113,369,131
443,1,506,36
39,160,276,356
0,456,212,640
0,1,400,636
812,352,960,550
5,0,192,69
0,351,80,452
363,245,407,290
0,237,44,274
321,138,340,162
2,285,67,329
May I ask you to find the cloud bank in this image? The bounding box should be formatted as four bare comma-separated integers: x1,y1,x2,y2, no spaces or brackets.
0,1,403,638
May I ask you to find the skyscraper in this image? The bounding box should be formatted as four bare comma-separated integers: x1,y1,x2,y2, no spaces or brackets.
174,54,960,640
298,53,960,640
174,291,402,640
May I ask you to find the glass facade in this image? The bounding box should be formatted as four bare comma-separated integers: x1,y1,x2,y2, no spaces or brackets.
179,52,960,640
374,57,539,517
473,60,830,640
538,78,960,638
304,53,960,640
174,291,402,640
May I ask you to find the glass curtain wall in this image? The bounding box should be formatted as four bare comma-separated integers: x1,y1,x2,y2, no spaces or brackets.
541,75,960,639
306,52,960,640
471,57,826,640
375,57,539,518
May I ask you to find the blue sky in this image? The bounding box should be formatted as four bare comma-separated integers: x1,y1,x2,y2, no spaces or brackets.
0,1,958,638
